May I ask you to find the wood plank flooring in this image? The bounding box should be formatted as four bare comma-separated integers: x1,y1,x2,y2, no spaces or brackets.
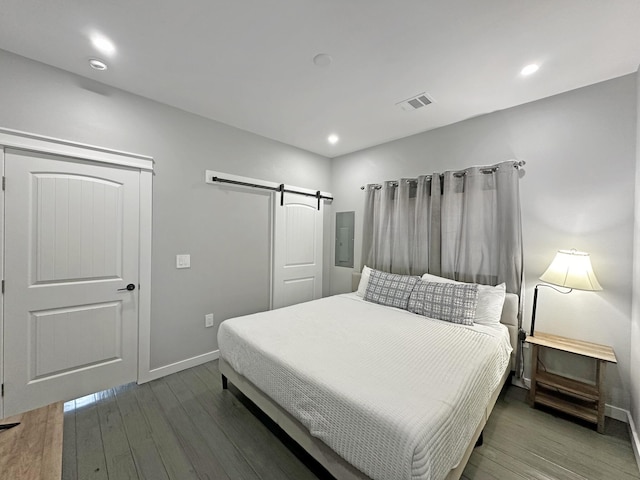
0,401,63,480
62,360,639,480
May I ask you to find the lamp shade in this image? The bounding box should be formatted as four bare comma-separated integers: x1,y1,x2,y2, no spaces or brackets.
539,249,602,291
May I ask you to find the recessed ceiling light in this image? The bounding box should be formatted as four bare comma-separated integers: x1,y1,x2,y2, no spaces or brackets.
313,53,333,67
90,33,116,56
89,58,108,71
328,134,339,144
521,64,539,76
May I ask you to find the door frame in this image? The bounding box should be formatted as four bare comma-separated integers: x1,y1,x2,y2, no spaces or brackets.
0,128,154,415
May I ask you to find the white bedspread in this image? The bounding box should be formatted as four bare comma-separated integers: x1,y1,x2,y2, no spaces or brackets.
218,293,512,480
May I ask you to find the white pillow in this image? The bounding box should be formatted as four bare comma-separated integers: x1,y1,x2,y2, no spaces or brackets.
356,265,372,297
421,273,506,326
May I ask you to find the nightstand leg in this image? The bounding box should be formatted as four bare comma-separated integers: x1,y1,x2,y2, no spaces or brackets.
596,360,606,434
529,344,539,406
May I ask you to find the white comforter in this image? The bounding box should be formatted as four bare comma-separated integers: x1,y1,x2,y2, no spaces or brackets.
218,293,512,480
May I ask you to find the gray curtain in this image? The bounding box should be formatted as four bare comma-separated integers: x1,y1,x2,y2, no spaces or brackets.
361,160,522,294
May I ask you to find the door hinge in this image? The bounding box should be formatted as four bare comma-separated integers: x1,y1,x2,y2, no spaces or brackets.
2,176,5,191
1,279,3,294
1,384,4,397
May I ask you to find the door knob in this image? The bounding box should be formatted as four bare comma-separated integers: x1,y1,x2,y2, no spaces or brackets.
117,283,136,291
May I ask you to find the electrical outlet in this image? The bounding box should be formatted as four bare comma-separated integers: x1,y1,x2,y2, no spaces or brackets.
205,313,214,328
176,254,191,269
518,329,527,342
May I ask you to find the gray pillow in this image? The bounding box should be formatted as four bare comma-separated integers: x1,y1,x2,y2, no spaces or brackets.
364,269,420,309
408,281,479,325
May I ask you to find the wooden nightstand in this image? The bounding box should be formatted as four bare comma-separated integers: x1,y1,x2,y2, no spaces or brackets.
526,332,617,433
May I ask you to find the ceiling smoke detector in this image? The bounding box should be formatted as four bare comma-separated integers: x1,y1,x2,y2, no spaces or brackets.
313,53,333,67
396,92,434,111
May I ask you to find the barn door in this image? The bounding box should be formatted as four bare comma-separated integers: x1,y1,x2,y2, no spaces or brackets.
3,148,140,416
272,192,323,309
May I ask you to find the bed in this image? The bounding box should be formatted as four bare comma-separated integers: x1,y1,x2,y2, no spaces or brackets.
218,271,519,480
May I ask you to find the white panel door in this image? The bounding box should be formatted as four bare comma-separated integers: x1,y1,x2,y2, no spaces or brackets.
272,192,323,309
3,148,140,416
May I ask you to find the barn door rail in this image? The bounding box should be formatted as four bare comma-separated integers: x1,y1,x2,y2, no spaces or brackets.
205,170,333,210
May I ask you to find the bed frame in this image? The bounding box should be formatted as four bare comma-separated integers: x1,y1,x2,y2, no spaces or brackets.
220,359,509,480
220,274,519,480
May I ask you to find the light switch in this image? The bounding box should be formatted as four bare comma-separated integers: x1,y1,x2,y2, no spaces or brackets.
176,254,191,269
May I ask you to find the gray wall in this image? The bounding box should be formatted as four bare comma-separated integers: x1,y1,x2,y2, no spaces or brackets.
632,67,640,449
0,49,331,370
329,74,637,411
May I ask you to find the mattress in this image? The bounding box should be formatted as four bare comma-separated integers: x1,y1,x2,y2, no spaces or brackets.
218,293,512,480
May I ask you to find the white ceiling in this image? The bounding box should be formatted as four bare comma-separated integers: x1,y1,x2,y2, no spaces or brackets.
1,1,639,158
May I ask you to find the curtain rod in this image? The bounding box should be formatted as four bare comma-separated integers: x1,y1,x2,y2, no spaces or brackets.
359,160,525,190
210,175,333,210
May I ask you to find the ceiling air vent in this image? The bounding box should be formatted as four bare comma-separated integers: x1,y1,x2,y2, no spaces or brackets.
396,92,434,111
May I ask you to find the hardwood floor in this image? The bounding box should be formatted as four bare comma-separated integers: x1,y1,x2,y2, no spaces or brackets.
62,360,639,480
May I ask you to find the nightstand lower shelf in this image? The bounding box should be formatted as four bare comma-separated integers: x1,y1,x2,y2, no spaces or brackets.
533,390,598,425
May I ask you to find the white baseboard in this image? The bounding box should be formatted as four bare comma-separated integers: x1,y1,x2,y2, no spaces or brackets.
607,404,630,423
629,411,640,473
139,350,220,384
514,375,628,423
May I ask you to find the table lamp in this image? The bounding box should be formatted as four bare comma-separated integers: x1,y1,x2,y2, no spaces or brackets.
530,249,602,336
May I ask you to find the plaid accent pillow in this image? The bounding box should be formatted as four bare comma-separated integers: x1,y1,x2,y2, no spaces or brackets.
408,281,479,325
364,269,420,310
